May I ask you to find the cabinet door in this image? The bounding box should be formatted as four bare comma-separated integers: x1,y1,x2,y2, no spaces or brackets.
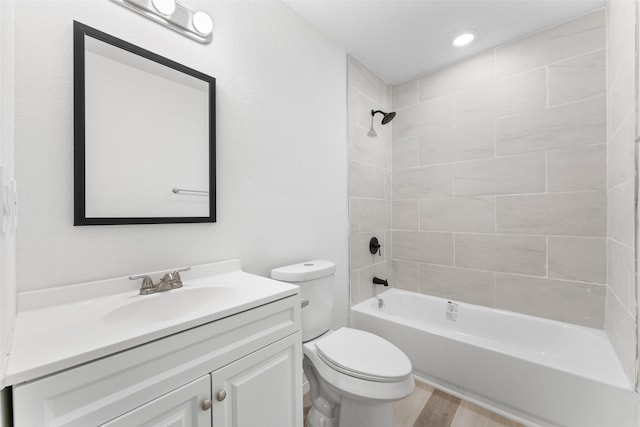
101,375,211,427
211,334,302,427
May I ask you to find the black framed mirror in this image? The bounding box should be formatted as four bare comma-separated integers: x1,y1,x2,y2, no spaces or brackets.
74,21,216,225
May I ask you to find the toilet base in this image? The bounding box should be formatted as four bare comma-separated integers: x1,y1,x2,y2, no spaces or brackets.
307,406,338,427
306,397,393,427
337,398,393,427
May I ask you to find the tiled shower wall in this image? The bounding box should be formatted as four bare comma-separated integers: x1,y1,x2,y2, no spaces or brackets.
390,10,608,329
347,56,393,304
606,0,638,386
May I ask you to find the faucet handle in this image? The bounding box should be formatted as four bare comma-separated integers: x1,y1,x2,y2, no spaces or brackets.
129,274,154,292
172,266,191,282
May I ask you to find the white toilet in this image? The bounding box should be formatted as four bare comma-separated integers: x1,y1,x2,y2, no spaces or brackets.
271,260,415,427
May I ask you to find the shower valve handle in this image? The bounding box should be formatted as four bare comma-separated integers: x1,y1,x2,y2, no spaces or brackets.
369,237,381,256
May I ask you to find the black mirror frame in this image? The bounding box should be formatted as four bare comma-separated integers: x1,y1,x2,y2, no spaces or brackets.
73,21,216,225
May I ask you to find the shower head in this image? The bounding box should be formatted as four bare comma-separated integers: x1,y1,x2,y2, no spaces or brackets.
381,111,396,124
372,110,396,125
368,110,396,138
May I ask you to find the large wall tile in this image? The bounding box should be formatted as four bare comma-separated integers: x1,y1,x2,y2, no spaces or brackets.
418,51,494,101
548,236,606,284
453,152,545,196
348,55,384,104
393,200,419,230
606,290,636,381
495,96,606,155
418,123,494,166
495,273,606,328
455,68,546,127
608,180,635,247
608,238,634,309
456,233,546,276
419,264,494,307
607,0,635,90
384,169,392,201
392,230,454,265
383,230,393,262
358,198,391,233
348,123,390,168
497,192,606,236
548,49,605,106
494,9,605,78
349,198,359,234
393,79,418,110
608,53,635,138
393,137,419,170
420,197,495,232
547,144,606,192
349,161,385,198
348,87,358,125
393,95,454,139
608,116,635,189
392,164,453,200
393,260,420,292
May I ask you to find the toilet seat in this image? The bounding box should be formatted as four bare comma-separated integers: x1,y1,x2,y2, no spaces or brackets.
314,328,412,383
303,328,415,402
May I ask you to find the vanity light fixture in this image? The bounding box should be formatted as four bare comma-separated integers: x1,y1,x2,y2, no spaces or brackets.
452,32,475,47
111,0,213,44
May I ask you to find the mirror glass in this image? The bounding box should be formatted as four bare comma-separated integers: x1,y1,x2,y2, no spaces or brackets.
74,22,216,225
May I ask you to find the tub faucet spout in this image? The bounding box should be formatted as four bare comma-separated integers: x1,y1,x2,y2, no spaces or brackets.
373,277,389,286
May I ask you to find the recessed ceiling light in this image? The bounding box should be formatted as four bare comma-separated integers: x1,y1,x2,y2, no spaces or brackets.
452,32,475,47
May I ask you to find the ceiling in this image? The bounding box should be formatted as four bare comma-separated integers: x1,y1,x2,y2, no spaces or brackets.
283,0,605,85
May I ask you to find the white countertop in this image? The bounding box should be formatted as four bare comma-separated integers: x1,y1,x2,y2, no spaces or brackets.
4,260,299,386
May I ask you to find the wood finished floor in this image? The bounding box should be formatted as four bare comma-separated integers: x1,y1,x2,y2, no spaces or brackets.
392,382,524,427
303,381,524,427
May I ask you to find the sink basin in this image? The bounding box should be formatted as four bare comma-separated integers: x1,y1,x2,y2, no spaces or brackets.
104,286,238,324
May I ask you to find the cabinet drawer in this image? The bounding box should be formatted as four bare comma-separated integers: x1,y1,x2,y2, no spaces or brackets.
13,296,299,427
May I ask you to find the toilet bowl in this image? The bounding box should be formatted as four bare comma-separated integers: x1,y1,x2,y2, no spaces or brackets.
271,260,414,427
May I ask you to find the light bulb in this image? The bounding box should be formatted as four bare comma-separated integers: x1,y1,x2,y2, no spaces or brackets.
193,11,213,35
152,0,176,16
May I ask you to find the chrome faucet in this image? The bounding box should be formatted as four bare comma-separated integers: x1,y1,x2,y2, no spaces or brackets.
129,267,192,295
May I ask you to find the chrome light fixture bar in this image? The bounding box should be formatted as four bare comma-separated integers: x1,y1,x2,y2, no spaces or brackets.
111,0,213,44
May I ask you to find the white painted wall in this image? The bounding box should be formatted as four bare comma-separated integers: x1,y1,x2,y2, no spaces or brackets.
0,0,17,423
13,0,349,327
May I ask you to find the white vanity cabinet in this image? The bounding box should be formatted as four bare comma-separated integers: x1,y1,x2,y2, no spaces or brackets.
11,295,302,427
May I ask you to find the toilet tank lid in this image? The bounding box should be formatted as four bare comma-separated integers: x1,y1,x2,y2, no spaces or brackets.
271,260,336,282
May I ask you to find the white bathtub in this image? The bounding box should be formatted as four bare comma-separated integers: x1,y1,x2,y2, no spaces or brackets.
350,289,638,427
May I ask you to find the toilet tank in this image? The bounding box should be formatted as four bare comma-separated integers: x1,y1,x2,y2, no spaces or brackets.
271,260,336,342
